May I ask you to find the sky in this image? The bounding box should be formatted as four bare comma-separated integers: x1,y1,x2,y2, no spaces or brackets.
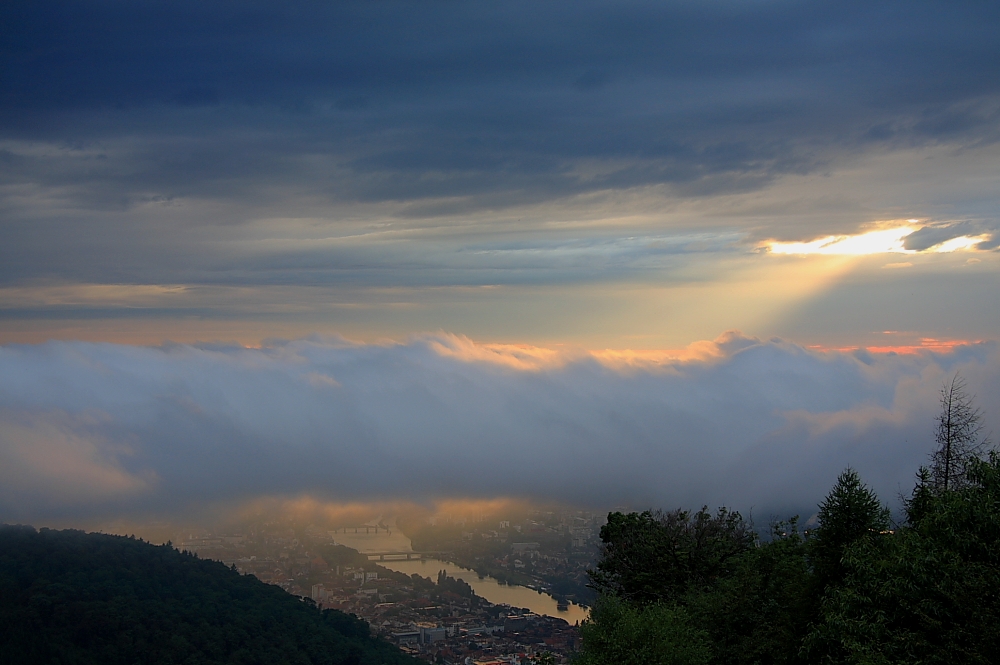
2,1,1000,526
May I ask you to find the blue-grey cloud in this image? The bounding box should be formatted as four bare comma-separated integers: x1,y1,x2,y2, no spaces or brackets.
3,0,1000,314
4,1,1000,208
1,333,997,523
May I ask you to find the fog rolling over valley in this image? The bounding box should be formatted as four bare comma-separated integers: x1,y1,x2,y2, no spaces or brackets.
4,0,1000,527
1,332,999,526
328,525,415,556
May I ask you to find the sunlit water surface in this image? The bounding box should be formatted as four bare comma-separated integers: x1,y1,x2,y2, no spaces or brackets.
331,528,589,624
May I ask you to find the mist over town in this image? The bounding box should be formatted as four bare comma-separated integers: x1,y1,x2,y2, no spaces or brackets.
3,1,1000,663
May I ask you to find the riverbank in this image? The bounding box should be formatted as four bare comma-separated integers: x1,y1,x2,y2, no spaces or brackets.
329,523,590,622
377,556,590,624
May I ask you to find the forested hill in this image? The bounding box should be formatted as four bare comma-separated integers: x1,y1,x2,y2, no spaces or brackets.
0,525,419,665
571,375,1000,665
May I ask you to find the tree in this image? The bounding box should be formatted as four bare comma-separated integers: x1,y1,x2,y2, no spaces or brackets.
0,526,419,665
930,373,987,491
809,468,890,591
688,519,812,665
576,595,711,665
804,453,1000,664
588,507,753,606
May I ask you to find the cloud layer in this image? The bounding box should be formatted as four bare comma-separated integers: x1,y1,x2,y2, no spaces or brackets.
3,2,1000,349
2,333,997,524
4,4,1000,520
3,1,1000,288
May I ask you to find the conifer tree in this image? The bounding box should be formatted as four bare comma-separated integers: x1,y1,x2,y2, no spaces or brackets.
930,373,987,491
809,468,889,589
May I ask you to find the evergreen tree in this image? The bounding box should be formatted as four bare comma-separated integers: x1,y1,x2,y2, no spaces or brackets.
930,373,987,491
804,453,1000,664
809,468,889,591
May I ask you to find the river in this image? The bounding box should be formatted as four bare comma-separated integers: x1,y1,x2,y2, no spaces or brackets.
330,526,590,624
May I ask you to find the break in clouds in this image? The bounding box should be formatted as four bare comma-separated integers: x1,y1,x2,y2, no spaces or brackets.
1,332,998,524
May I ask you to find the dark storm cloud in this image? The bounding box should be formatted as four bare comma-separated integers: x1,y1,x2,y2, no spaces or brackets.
4,1,1000,199
3,1,1000,291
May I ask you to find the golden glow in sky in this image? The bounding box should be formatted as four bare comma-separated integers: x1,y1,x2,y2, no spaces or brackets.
765,220,988,256
931,235,989,253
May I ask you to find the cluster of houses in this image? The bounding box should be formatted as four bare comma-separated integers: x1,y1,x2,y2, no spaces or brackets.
175,521,586,663
309,567,579,663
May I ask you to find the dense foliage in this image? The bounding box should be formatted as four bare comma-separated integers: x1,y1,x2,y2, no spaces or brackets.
580,457,1000,665
0,526,418,665
588,507,753,606
577,595,710,665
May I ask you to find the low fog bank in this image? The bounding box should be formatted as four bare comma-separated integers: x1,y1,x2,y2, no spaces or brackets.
1,332,997,524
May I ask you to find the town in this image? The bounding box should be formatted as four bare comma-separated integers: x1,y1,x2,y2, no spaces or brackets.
397,508,604,609
168,508,609,664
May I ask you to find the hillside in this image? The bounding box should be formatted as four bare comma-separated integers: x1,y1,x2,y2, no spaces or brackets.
0,525,419,665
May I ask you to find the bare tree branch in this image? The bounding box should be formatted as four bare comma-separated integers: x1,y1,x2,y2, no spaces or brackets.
930,373,987,491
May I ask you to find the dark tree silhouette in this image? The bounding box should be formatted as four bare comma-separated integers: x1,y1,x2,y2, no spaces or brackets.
931,373,987,491
0,525,418,665
588,507,753,606
809,468,889,590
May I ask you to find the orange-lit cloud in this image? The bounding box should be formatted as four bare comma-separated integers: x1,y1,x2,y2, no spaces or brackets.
425,332,749,371
424,334,580,371
590,331,762,368
423,497,535,523
226,495,536,530
811,336,983,356
236,496,403,527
